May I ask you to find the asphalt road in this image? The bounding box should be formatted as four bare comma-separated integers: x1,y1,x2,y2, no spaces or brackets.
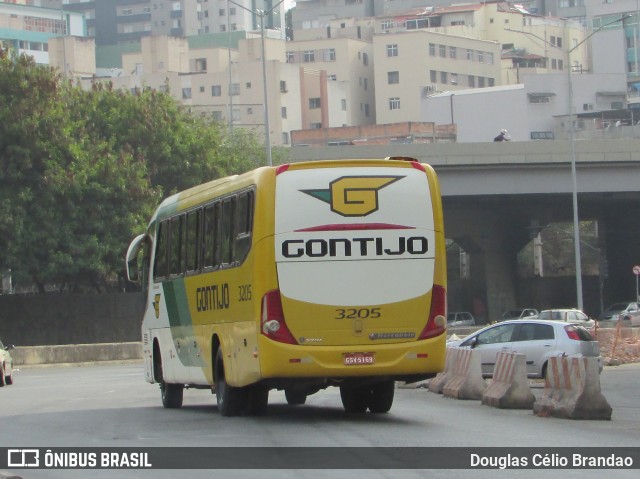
0,362,638,479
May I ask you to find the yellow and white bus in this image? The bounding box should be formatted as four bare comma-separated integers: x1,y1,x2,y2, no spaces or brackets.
126,157,447,416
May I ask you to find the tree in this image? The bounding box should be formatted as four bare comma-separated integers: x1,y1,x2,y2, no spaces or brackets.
0,49,271,292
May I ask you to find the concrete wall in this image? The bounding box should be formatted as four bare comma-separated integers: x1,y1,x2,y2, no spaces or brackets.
0,293,143,347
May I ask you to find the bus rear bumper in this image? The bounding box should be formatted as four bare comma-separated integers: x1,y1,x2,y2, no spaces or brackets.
256,335,446,382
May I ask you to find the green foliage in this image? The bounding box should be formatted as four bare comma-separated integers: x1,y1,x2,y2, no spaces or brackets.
0,49,268,292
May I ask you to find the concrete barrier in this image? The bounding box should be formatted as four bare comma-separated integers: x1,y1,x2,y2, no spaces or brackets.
11,342,143,366
428,347,458,394
482,352,535,409
442,348,486,400
533,355,612,420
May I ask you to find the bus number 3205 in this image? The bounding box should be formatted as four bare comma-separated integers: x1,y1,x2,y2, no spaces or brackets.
335,308,381,320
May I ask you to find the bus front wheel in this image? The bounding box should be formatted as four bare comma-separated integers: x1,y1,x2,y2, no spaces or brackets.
161,382,184,409
215,349,246,417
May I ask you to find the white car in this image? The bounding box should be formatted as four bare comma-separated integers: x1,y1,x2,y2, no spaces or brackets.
447,319,602,378
535,309,595,328
0,338,14,387
447,312,475,328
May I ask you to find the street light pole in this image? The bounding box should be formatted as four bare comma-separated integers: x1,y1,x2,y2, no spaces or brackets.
507,15,628,311
228,0,286,166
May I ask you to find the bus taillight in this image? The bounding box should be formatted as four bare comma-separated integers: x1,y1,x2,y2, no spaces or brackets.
418,284,447,340
261,289,298,344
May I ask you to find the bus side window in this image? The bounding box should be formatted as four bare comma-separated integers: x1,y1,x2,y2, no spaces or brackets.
235,190,254,263
185,209,200,274
203,204,216,269
220,198,236,266
153,221,168,281
169,215,184,276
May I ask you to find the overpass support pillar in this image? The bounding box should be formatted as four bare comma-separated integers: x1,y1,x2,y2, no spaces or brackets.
481,237,519,323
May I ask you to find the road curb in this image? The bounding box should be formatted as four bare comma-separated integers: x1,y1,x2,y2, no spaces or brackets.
10,342,142,366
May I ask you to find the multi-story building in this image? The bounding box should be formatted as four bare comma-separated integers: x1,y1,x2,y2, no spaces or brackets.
82,33,304,145
373,29,502,125
0,0,86,64
287,20,376,128
36,0,285,45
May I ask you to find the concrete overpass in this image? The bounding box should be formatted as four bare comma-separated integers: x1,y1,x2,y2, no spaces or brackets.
288,139,640,321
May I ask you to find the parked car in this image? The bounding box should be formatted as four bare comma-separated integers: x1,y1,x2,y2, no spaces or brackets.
535,309,595,328
447,319,602,378
601,302,640,322
447,312,476,328
499,308,538,322
0,338,14,386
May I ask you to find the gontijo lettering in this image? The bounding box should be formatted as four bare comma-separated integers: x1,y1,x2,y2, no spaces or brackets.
196,283,230,312
281,236,429,259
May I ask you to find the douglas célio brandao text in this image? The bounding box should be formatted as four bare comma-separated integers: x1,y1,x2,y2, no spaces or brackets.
470,452,634,469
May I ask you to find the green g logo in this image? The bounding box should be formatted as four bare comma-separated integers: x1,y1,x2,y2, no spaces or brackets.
302,176,403,217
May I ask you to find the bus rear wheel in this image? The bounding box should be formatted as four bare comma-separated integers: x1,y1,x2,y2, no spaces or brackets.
215,349,246,417
340,385,368,413
285,389,307,405
368,380,395,413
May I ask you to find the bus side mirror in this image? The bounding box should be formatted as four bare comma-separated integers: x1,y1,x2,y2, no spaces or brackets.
126,234,146,282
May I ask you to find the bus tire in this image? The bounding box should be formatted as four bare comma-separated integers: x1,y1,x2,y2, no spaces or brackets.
161,382,184,409
246,385,269,416
367,380,394,413
215,349,245,417
285,389,307,405
0,364,5,387
340,385,368,413
5,366,13,386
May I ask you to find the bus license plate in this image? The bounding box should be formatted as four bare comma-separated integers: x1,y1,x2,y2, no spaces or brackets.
343,352,375,366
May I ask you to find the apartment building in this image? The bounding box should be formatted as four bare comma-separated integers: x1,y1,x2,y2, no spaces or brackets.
37,0,285,45
373,29,501,124
287,23,376,128
0,1,86,63
82,33,303,145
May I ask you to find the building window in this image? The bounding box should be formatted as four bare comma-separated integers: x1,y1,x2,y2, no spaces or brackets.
286,51,294,63
211,85,221,96
450,73,458,85
477,52,484,63
440,71,447,83
388,71,399,84
387,44,398,57
304,50,315,62
389,97,401,110
280,80,288,92
381,20,394,29
449,46,457,59
310,122,322,129
552,59,557,70
282,132,289,144
309,98,321,109
230,83,240,96
430,70,437,82
195,58,207,72
488,78,495,87
326,48,336,61
182,88,192,99
478,77,485,87
486,52,494,65
583,103,594,111
362,52,368,65
281,107,287,118
468,75,475,87
529,95,551,104
439,45,446,57
530,131,554,140
467,49,473,61
429,43,436,56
